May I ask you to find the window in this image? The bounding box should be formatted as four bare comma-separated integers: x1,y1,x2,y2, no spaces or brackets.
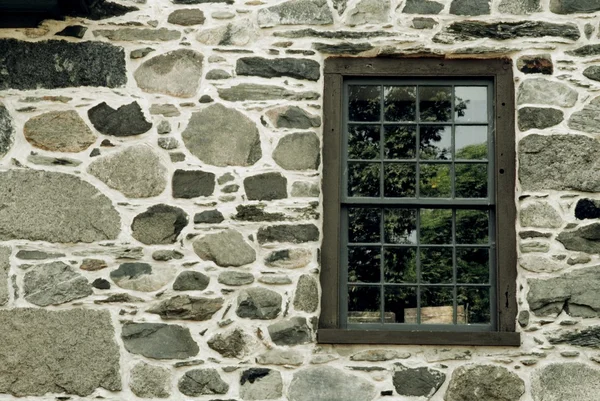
319,58,519,346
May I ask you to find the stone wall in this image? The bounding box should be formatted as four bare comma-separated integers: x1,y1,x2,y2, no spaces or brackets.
1,0,600,400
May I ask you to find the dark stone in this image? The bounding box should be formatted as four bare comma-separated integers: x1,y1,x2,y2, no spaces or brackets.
121,322,199,359
557,223,600,253
15,250,65,260
236,57,320,81
518,107,563,131
92,278,111,290
519,231,552,239
88,101,152,137
152,250,184,261
173,271,210,291
449,0,490,15
148,295,224,321
412,17,438,29
333,0,347,14
207,328,247,358
273,29,395,39
55,25,88,39
518,310,530,327
437,21,580,42
194,210,225,224
0,39,126,90
241,368,269,385
392,365,445,397
131,204,188,245
567,44,600,56
234,205,286,222
575,199,600,220
549,326,600,348
68,1,137,19
110,263,152,281
90,148,100,157
172,0,233,3
551,0,600,14
517,54,553,74
244,173,287,201
583,66,600,81
168,9,206,25
199,95,213,103
402,0,444,13
268,317,311,346
172,170,216,198
257,224,320,244
312,42,373,54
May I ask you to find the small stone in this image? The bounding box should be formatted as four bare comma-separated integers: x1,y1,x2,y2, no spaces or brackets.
575,199,600,220
561,351,580,357
23,261,92,306
168,9,205,25
518,107,563,131
266,105,321,129
449,0,490,15
194,210,225,224
268,317,311,346
257,0,333,27
173,271,210,291
88,101,152,137
218,271,255,286
55,25,88,38
212,11,235,18
158,137,179,150
445,364,525,401
518,78,578,107
152,250,184,261
233,205,286,222
290,181,319,197
288,366,376,401
273,132,320,170
157,121,171,134
520,242,549,253
240,368,283,400
244,173,287,200
257,349,304,366
150,103,180,116
24,110,96,152
531,362,600,401
568,254,592,265
557,223,600,253
312,42,373,55
179,368,228,396
518,310,530,327
16,250,65,260
122,322,199,359
412,17,438,29
110,263,176,292
568,96,600,133
520,202,562,228
206,69,231,80
171,152,186,162
90,148,100,157
199,95,213,103
236,287,282,319
237,57,320,81
218,83,319,101
197,19,257,46
499,0,541,14
293,274,318,312
218,172,234,184
93,28,180,41
265,249,313,269
27,154,81,167
351,350,410,361
193,229,256,267
130,362,171,398
172,169,216,198
132,204,188,245
130,47,154,58
92,278,111,289
585,23,595,38
222,184,239,193
393,364,445,398
148,295,223,321
520,255,564,273
551,0,600,14
257,224,319,244
259,275,292,285
517,54,553,74
402,0,443,13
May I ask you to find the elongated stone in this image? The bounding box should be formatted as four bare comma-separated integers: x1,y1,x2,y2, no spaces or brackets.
0,246,9,306
288,366,376,401
148,295,224,321
257,0,333,28
436,21,580,42
0,103,13,159
236,57,320,81
218,83,319,101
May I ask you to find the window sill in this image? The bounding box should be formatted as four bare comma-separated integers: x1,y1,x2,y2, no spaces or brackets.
317,329,521,346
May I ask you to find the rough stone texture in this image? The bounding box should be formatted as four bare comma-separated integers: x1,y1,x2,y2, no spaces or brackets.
207,328,248,358
568,96,600,133
583,66,600,82
257,0,334,28
88,101,152,137
551,0,600,14
218,83,320,101
173,271,210,291
293,274,318,312
197,19,257,46
148,295,224,321
499,0,541,13
93,28,180,41
272,132,320,170
444,364,525,401
172,169,215,198
236,287,282,319
548,326,600,348
0,103,13,159
179,369,229,396
0,39,126,90
520,202,562,228
291,181,320,197
393,364,445,398
0,170,120,243
121,322,199,359
257,224,320,244
134,49,203,98
518,78,578,107
531,363,600,401
288,366,377,401
517,54,553,74
0,309,120,396
0,247,10,306
16,250,64,260
449,0,490,15
575,199,600,220
402,0,444,14
265,249,313,268
312,42,373,54
168,9,205,25
519,255,564,273
244,173,288,200
130,362,171,398
219,271,255,286
240,368,283,400
23,110,95,152
236,57,320,81
194,209,225,224
206,69,231,80
266,106,321,129
131,204,188,245
110,263,176,292
23,261,92,306
518,107,563,131
182,104,261,167
437,21,580,42
193,229,256,267
566,44,600,57
557,223,600,253
88,145,168,198
268,317,311,346
519,134,600,192
351,350,410,361
257,349,304,365
346,0,390,25
527,266,600,317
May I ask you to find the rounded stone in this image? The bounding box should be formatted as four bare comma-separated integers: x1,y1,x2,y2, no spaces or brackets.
288,366,377,401
218,271,255,286
240,368,283,400
518,107,563,131
517,78,578,107
132,204,188,245
173,271,210,291
193,229,256,267
265,249,313,269
273,132,320,170
130,362,171,398
293,274,318,312
520,202,562,228
532,363,600,401
444,364,525,401
24,110,96,152
179,368,228,396
267,317,311,346
266,105,321,129
167,9,205,25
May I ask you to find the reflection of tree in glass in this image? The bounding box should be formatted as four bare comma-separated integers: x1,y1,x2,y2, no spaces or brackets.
457,249,489,284
348,163,380,197
384,164,416,197
384,86,416,121
348,125,380,159
349,86,380,121
458,287,490,324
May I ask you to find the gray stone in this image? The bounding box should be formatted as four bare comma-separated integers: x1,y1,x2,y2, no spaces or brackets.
257,0,333,27
549,326,600,348
0,309,120,396
194,209,225,224
131,47,154,59
266,106,321,129
293,274,318,312
88,145,168,198
259,275,292,285
219,271,255,286
182,104,261,167
0,247,9,306
265,249,313,269
268,317,311,346
23,262,93,306
27,154,81,167
130,362,171,398
288,366,376,401
518,310,530,327
402,0,444,13
444,364,525,401
236,57,320,81
568,96,600,133
258,224,320,244
207,328,248,358
518,78,578,107
88,101,152,137
557,223,600,253
520,202,562,228
244,173,287,200
518,107,563,131
517,54,553,74
393,364,445,398
173,271,210,291
437,21,580,42
346,0,390,25
551,0,600,14
291,181,320,197
16,250,65,260
172,170,215,198
567,44,600,57
93,28,180,41
449,0,490,15
218,83,319,101
412,17,438,29
132,204,188,245
568,253,592,265
24,110,95,152
196,19,257,46
168,9,205,25
531,363,600,401
519,134,600,192
240,368,283,400
148,295,223,321
499,0,541,13
274,28,395,39
585,66,600,83
150,103,180,117
273,132,320,170
134,49,203,98
158,137,179,150
312,42,373,54
351,350,411,361
122,322,199,359
172,0,233,3
236,287,282,319
257,349,304,366
520,241,549,253
519,255,564,273
206,69,231,80
179,369,228,396
333,0,347,14
0,104,13,159
157,120,171,134
111,263,176,292
0,39,126,90
193,229,256,267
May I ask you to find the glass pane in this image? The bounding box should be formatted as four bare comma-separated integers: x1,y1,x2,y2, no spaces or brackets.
348,125,380,159
455,163,487,198
456,126,487,160
420,287,455,324
384,208,417,244
457,248,489,284
420,208,452,244
420,164,451,198
456,210,489,244
455,86,488,123
384,248,417,283
384,86,416,121
457,287,491,324
385,286,417,323
348,286,381,324
384,126,416,159
384,163,416,197
348,162,380,197
348,208,380,243
348,85,380,122
348,246,381,283
421,247,453,284
419,86,452,122
420,125,452,160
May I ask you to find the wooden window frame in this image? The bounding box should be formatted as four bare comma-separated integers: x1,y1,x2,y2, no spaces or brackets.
319,57,519,346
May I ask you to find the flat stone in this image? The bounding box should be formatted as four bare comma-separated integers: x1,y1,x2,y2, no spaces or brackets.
240,368,283,400
122,322,199,359
132,204,188,245
273,28,395,39
499,0,541,13
236,57,320,81
27,154,81,167
518,78,578,107
24,110,95,152
444,364,525,401
520,202,562,228
566,44,600,57
521,241,549,253
173,271,210,291
393,364,445,398
412,17,438,29
93,28,181,41
179,369,228,396
557,223,600,253
148,295,224,321
532,363,600,401
266,106,321,129
549,326,600,348
55,25,88,38
194,210,224,224
265,249,313,269
517,54,553,74
16,250,65,260
110,263,176,292
257,349,304,366
193,229,256,267
0,246,9,306
172,0,233,3
0,39,126,90
258,224,319,244
88,145,167,198
219,271,255,286
312,42,373,54
519,255,564,273
168,9,205,25
268,317,311,346
402,0,444,13
449,0,490,15
206,69,231,80
346,0,390,25
150,103,180,116
293,274,318,312
0,170,120,242
575,199,600,220
568,253,592,265
259,274,292,285
288,366,376,401
551,0,600,14
351,350,410,361
218,83,319,101
172,169,215,198
236,287,282,319
568,96,600,133
88,101,152,137
197,19,257,46
134,49,203,98
130,362,171,398
273,132,320,170
436,21,580,42
23,262,93,307
0,309,120,396
244,173,287,200
0,103,13,159
518,107,563,131
257,0,333,27
182,104,261,167
519,134,600,192
207,328,249,358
